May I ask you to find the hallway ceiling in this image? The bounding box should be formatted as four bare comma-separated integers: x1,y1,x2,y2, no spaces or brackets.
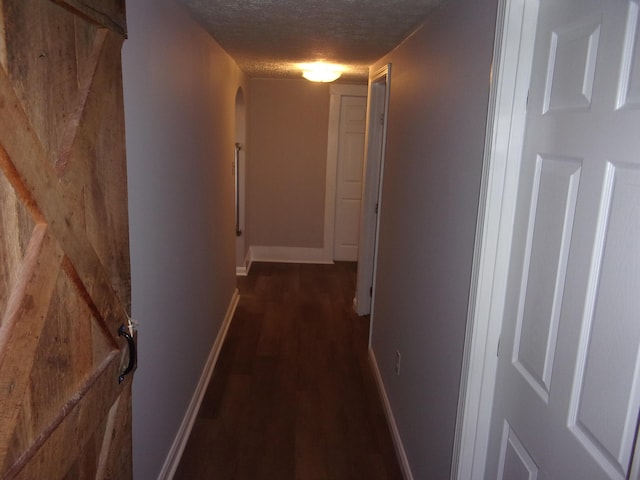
177,0,445,82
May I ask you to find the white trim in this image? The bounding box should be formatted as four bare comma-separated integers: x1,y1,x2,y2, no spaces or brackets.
157,288,240,480
323,83,369,263
236,249,251,276
450,1,507,476
249,245,333,264
453,0,540,478
369,347,413,480
355,64,391,316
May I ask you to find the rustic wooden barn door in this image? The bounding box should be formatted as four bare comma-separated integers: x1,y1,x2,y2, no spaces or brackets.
0,1,133,479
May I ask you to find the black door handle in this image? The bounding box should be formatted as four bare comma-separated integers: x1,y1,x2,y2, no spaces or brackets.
118,324,136,384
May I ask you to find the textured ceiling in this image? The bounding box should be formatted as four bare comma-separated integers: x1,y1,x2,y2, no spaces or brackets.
177,0,445,81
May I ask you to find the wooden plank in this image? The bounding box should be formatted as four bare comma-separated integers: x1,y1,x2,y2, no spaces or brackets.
0,226,62,473
0,1,6,72
65,31,131,313
6,352,127,479
96,384,132,480
2,0,79,168
53,0,126,37
56,28,108,173
0,170,36,317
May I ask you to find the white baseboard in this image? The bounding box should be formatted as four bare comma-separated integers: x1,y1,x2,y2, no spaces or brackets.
369,347,414,480
157,288,240,480
236,249,252,276
249,245,333,264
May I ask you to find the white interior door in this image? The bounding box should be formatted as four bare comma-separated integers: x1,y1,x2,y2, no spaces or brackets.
486,1,640,478
333,95,366,261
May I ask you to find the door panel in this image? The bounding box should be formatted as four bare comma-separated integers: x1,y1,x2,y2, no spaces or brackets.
0,1,131,478
512,155,581,403
487,1,640,478
570,162,640,471
498,422,539,480
543,14,600,113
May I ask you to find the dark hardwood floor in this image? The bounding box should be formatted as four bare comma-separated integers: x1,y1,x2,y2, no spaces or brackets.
174,262,403,480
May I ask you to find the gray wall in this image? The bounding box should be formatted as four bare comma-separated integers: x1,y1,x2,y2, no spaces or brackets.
122,1,247,478
369,0,498,477
247,78,331,249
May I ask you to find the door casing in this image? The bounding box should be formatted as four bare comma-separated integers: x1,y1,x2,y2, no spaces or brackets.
354,64,391,317
453,0,541,477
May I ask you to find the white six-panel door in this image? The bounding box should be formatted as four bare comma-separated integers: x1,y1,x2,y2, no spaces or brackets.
333,95,367,261
486,0,640,478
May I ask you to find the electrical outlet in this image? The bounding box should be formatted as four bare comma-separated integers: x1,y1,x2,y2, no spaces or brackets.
395,350,401,376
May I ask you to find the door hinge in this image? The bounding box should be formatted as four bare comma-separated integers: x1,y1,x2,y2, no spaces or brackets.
375,203,379,214
379,113,385,125
369,286,373,297
497,336,501,357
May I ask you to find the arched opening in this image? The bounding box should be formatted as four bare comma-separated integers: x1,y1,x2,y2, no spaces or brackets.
234,87,247,274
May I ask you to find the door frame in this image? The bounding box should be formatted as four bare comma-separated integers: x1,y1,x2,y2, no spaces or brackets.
452,0,540,478
323,83,368,262
354,64,391,316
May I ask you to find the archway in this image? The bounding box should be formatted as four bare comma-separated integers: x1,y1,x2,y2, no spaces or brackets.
234,87,247,274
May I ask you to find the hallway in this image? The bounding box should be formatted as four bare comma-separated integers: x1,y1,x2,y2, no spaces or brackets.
174,262,403,479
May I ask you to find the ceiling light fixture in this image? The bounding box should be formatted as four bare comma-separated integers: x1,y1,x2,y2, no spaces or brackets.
300,62,343,83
